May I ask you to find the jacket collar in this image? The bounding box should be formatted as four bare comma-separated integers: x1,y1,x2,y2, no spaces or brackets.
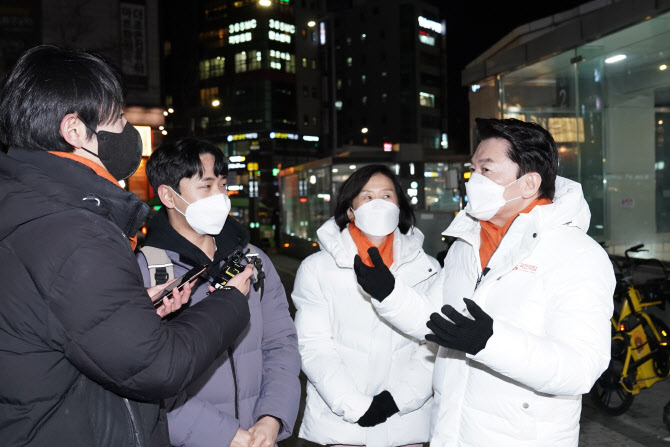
444,176,589,243
443,176,591,277
0,148,148,241
144,206,250,268
316,217,425,270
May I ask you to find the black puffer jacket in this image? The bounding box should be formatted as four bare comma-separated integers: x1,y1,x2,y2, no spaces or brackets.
0,149,250,447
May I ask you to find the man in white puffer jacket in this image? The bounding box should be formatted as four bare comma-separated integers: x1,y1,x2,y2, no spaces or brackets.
355,118,616,446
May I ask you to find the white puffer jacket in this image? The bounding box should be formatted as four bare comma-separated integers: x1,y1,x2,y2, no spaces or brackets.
373,177,615,447
293,218,440,447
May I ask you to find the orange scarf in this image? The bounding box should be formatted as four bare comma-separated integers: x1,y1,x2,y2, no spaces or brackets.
479,197,552,270
48,151,138,250
349,223,394,268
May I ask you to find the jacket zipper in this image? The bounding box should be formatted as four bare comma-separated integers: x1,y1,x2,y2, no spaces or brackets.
474,215,520,291
228,346,239,419
122,398,145,447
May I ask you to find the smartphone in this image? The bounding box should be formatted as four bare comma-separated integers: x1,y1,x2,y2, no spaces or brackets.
152,264,209,308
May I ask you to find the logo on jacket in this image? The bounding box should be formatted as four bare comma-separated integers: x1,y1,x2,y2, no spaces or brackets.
513,263,538,273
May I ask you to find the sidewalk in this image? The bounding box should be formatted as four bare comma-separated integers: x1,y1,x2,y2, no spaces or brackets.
268,253,670,446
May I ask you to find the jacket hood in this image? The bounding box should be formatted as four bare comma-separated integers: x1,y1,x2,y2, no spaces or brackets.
444,176,591,240
144,206,250,268
0,148,148,242
316,217,425,269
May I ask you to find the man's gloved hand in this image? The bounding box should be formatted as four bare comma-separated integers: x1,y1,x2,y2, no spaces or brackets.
425,298,493,355
354,247,395,301
357,390,399,427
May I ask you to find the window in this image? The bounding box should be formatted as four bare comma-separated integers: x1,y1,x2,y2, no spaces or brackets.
199,56,225,80
361,33,366,41
346,37,351,46
303,114,309,126
347,57,352,67
302,57,307,68
312,116,318,126
311,59,316,70
337,79,342,89
286,55,296,73
381,93,388,103
419,92,436,108
249,50,262,70
361,74,366,84
361,96,367,104
303,86,309,97
200,86,219,106
235,52,247,72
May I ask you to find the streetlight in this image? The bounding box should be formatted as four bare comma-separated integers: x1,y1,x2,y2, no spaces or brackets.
361,127,368,134
212,99,221,107
307,20,316,27
225,116,232,122
259,0,271,6
168,108,174,114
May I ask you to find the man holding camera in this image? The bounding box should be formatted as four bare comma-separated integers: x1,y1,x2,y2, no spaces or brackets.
137,138,300,447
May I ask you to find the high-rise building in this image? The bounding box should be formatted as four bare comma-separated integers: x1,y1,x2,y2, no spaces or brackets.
162,0,326,243
324,0,448,154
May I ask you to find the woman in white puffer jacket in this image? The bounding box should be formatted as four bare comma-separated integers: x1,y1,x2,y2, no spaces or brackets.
292,165,440,447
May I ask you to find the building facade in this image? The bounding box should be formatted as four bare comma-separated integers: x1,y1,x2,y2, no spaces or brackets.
463,0,670,261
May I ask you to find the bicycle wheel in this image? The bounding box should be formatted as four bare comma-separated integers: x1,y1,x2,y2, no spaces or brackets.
590,336,635,415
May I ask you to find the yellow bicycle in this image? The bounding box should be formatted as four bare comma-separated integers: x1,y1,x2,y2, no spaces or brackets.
590,244,670,415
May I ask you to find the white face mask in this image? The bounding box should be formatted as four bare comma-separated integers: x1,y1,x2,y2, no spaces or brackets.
464,172,525,221
352,199,400,236
170,188,231,235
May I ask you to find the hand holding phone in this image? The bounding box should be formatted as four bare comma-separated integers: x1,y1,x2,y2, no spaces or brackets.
151,264,209,309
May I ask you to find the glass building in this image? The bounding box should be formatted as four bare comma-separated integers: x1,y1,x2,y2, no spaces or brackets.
463,3,670,261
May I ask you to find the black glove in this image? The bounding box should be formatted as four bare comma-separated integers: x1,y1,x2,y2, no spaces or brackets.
357,390,399,427
425,298,493,355
353,247,395,301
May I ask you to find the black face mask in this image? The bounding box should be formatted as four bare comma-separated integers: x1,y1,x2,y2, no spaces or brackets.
80,121,143,180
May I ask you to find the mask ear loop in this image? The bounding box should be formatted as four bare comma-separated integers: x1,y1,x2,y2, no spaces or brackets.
169,187,191,217
503,174,528,203
349,206,355,223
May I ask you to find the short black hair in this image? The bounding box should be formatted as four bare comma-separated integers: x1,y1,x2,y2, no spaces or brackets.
0,45,125,152
334,164,415,234
146,137,228,194
475,118,558,200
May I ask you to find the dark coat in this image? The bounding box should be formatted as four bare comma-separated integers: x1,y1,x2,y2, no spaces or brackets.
137,210,301,447
0,149,250,447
